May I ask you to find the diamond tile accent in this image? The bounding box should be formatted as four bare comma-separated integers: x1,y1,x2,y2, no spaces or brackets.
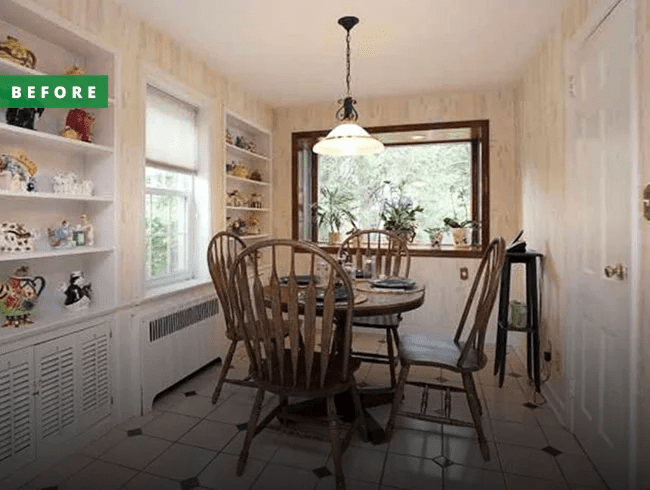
432,455,454,468
542,445,563,457
180,476,200,489
184,390,197,397
312,466,332,478
236,422,248,431
127,428,142,437
523,402,538,409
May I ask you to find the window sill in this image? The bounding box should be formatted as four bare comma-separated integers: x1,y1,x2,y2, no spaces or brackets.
318,243,485,258
145,277,212,302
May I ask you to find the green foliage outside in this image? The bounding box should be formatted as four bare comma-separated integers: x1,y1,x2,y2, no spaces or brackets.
145,167,190,279
318,143,472,243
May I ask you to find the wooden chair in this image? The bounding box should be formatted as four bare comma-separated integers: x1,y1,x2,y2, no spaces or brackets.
207,231,251,405
384,238,506,460
338,229,411,387
230,239,365,490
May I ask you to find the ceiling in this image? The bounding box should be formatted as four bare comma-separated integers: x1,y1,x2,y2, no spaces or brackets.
115,0,566,107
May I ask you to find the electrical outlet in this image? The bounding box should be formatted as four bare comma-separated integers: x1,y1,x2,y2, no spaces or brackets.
460,267,469,280
544,351,552,362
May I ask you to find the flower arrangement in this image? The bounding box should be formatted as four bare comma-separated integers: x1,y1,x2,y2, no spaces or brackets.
379,180,423,242
243,215,260,234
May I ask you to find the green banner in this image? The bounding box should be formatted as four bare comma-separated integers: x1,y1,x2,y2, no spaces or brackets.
0,75,109,108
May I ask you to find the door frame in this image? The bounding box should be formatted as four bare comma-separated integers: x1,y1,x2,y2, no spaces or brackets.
563,0,640,488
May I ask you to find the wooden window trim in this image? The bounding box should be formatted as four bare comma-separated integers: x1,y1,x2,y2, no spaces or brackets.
291,119,490,259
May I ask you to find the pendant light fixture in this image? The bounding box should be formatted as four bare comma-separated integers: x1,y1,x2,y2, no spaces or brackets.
313,16,385,156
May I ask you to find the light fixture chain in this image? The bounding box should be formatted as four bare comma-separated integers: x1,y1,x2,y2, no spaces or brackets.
345,29,351,95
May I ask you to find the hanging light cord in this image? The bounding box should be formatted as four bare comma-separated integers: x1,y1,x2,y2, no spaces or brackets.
336,17,359,122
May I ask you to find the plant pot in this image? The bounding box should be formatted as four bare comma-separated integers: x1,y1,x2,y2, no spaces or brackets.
451,228,471,246
328,231,342,245
428,231,444,248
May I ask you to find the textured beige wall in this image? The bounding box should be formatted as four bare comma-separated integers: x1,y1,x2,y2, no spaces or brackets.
273,90,520,335
28,0,273,303
518,0,650,483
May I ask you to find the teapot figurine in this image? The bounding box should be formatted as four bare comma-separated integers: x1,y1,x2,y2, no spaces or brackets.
0,265,46,328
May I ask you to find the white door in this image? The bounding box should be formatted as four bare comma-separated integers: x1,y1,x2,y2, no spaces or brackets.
568,1,637,488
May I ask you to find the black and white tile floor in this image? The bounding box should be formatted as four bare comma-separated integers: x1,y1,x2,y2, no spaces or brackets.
17,333,609,490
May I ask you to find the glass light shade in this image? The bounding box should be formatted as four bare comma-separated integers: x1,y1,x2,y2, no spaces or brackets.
313,123,385,156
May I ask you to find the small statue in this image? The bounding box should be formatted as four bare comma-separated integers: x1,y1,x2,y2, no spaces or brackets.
245,140,257,153
230,164,248,179
0,223,38,253
225,160,236,174
6,108,44,130
64,64,85,75
227,190,245,207
0,152,37,193
48,220,72,248
61,109,95,143
248,192,263,208
0,36,36,68
225,129,234,145
248,169,262,182
60,271,92,311
77,213,94,246
235,136,246,149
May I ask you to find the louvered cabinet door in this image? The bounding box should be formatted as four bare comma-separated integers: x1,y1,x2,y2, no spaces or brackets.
34,336,78,453
0,347,36,478
77,322,111,431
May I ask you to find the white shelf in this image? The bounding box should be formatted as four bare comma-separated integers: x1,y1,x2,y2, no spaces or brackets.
226,206,269,212
226,143,269,162
0,123,114,157
0,190,113,202
226,175,270,187
0,246,113,262
0,57,46,76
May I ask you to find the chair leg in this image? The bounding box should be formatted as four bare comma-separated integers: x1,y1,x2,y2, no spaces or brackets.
385,362,410,440
386,328,396,388
236,388,265,476
350,378,368,442
466,372,482,416
212,339,238,404
462,372,490,461
327,395,345,490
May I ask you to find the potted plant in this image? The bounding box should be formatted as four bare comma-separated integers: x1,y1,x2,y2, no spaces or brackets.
424,225,448,248
444,186,477,246
380,181,424,243
316,187,357,244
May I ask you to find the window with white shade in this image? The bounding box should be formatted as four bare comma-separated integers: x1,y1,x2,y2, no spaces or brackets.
145,84,204,287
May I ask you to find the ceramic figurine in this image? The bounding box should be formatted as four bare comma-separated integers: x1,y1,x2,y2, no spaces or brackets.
245,140,257,153
51,171,92,196
0,36,36,68
0,222,38,253
61,109,95,143
227,189,245,207
77,213,94,246
226,129,234,145
248,169,262,182
0,152,38,193
228,217,247,236
60,271,91,311
226,160,236,174
0,265,45,328
235,136,247,149
64,64,85,76
47,220,72,248
6,107,44,130
230,164,248,179
248,192,263,208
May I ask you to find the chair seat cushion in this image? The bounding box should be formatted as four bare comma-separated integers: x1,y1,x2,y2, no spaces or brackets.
399,334,487,372
257,349,361,395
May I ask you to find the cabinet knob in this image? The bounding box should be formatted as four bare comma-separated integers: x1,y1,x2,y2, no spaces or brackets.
604,263,627,280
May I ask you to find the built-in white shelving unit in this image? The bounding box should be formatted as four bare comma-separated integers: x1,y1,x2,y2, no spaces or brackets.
224,111,272,252
0,0,118,479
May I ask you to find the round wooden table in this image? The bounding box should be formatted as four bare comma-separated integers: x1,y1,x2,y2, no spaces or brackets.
348,280,425,318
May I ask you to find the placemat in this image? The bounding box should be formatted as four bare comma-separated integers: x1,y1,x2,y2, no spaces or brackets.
355,280,424,295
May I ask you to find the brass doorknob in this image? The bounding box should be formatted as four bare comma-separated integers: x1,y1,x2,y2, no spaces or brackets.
604,263,627,280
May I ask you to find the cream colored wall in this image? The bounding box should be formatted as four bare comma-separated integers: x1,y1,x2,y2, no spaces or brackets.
518,0,650,484
273,91,519,337
28,0,273,303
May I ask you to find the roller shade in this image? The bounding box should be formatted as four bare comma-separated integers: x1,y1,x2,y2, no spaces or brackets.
146,85,198,173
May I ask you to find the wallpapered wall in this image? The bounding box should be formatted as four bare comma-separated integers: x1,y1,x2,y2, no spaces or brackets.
273,91,520,339
517,0,650,483
28,0,274,303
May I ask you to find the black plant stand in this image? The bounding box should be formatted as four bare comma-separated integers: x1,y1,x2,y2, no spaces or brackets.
493,251,543,392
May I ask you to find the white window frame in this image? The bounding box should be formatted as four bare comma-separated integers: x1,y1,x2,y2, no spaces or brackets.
143,65,212,291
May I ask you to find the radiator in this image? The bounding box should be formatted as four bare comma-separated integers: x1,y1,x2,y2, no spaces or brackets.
137,295,222,411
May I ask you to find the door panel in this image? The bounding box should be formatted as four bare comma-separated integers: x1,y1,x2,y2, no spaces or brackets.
571,1,635,488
